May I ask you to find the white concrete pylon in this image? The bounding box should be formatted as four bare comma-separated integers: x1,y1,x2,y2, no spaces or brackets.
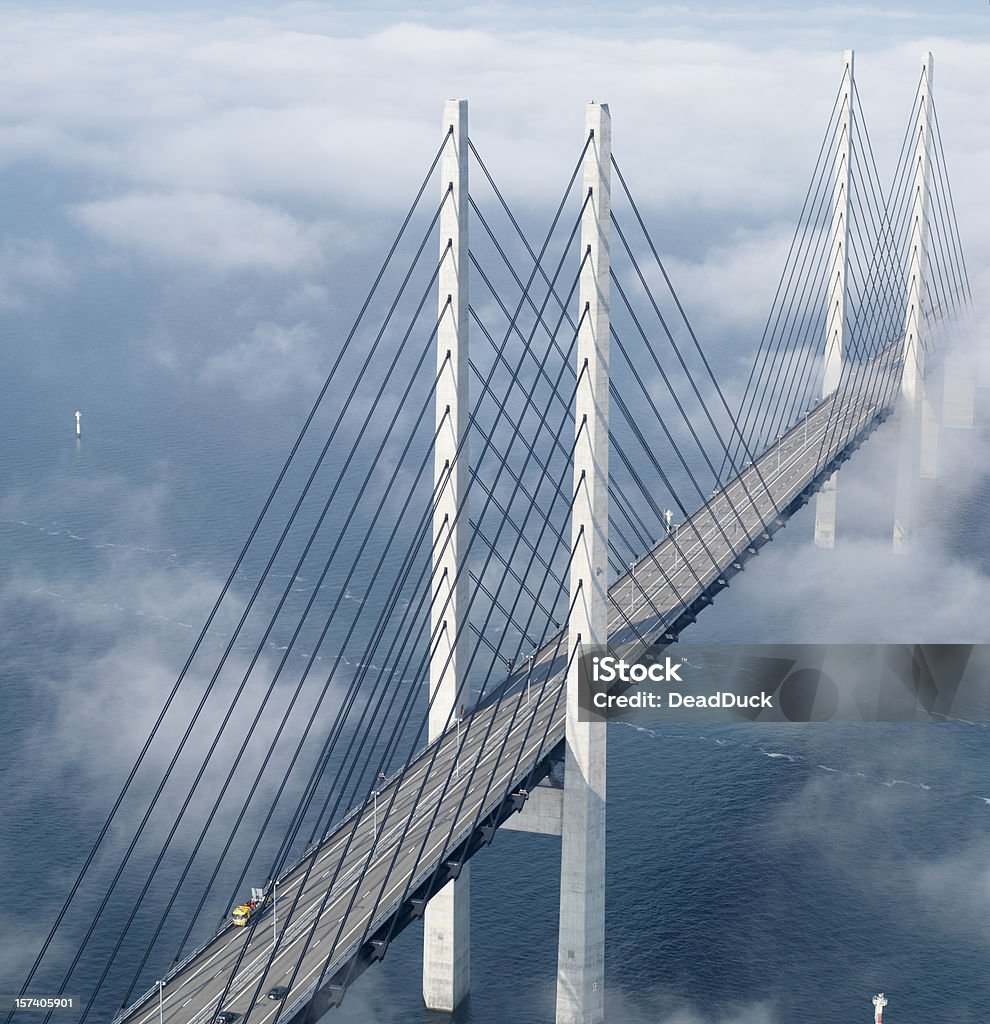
815,49,854,549
556,101,610,1024
423,97,470,1012
893,53,934,553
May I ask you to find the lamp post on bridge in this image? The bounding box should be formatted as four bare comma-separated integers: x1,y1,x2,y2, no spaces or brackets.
157,980,164,1024
372,772,385,848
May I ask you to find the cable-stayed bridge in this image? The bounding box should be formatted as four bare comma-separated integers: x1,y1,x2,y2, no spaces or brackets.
8,50,972,1024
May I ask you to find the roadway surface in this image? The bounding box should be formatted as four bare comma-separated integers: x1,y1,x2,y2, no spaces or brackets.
119,355,899,1024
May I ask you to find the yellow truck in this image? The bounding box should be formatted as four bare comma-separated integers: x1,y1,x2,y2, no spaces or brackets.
231,898,260,926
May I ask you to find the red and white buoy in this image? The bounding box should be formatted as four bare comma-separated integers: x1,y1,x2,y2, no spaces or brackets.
873,993,887,1022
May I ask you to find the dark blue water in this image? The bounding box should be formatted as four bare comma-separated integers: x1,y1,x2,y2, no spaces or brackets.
2,294,988,1024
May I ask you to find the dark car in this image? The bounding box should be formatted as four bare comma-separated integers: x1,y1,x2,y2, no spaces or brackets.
214,1014,239,1024
267,987,288,1001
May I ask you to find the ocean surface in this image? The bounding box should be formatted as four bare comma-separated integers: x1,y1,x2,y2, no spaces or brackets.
2,320,988,1024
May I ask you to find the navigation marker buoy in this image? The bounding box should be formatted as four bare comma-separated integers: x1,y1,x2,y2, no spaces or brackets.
75,410,82,438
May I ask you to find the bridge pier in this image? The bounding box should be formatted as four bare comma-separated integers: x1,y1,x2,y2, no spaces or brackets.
814,49,854,549
893,53,934,553
423,97,471,1012
556,101,611,1024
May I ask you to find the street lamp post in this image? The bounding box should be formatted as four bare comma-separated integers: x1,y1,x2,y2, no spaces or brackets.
372,771,386,849
455,712,461,780
158,980,164,1024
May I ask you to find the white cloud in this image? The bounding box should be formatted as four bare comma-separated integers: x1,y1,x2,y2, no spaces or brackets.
200,319,324,398
734,529,990,643
649,222,800,335
0,531,352,906
765,743,990,953
604,991,779,1024
0,237,71,308
912,839,990,944
71,191,326,273
0,9,985,338
0,12,983,221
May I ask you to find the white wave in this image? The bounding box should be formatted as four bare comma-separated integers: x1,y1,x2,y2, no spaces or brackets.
759,748,796,761
616,721,657,738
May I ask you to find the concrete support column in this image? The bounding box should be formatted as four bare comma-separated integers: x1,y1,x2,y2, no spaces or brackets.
815,49,854,549
424,98,470,1012
894,54,934,552
556,102,610,1024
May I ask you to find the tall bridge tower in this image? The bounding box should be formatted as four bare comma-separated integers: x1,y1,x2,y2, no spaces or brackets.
555,100,611,1024
893,53,935,552
814,49,854,548
423,98,472,1012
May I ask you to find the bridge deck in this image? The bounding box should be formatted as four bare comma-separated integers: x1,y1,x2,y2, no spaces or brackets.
119,357,897,1024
